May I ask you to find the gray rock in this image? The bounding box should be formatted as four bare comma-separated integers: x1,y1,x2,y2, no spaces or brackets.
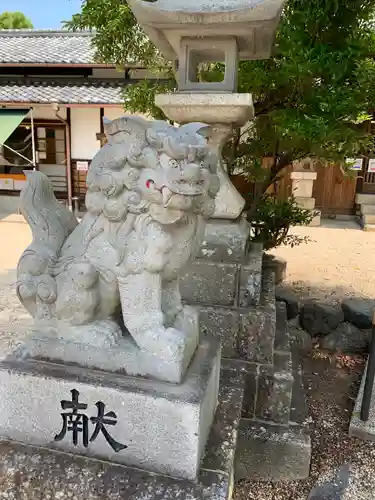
320,322,370,354
300,301,344,337
262,254,287,285
275,287,299,320
342,298,375,330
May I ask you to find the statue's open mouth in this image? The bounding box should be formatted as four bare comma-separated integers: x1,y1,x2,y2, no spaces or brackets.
161,183,204,208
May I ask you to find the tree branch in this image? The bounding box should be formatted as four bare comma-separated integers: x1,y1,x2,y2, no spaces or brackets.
247,152,294,219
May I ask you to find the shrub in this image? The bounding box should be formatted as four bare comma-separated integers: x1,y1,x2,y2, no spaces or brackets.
248,194,314,250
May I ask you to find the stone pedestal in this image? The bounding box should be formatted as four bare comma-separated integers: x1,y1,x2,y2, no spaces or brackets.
180,225,311,482
156,89,311,482
291,167,321,226
180,218,262,354
0,337,221,481
0,365,245,500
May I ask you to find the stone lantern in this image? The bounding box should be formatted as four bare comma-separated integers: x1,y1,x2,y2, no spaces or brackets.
128,0,286,220
125,1,312,486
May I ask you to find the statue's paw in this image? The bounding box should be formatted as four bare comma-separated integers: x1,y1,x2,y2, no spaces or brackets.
139,326,186,359
173,306,199,339
57,319,122,348
163,307,182,328
93,320,123,346
164,327,187,357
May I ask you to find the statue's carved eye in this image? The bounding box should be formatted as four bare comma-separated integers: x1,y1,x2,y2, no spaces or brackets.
169,159,179,168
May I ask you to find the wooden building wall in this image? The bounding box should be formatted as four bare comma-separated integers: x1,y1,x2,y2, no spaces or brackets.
232,159,358,216
312,163,357,216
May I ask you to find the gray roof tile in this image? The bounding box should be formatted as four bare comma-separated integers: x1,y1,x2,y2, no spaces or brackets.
0,30,98,65
0,79,124,104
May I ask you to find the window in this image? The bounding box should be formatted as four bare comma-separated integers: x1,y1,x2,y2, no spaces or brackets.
36,125,66,165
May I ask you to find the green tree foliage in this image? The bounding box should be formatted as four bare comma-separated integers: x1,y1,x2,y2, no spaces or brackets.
0,11,33,29
67,0,375,208
64,0,156,67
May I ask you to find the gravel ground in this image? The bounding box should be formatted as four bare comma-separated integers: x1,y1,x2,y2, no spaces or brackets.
1,219,375,499
0,220,32,357
270,220,375,304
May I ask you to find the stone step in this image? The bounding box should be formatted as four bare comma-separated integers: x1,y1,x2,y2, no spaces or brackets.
241,301,292,424
360,204,375,215
356,193,375,205
260,267,276,306
0,367,245,500
235,419,311,482
262,253,287,285
235,351,311,482
255,364,294,425
274,301,289,352
290,359,310,427
361,214,375,225
309,210,321,227
239,243,263,307
237,303,276,364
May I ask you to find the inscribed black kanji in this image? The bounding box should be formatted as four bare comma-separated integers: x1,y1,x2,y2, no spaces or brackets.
54,389,127,452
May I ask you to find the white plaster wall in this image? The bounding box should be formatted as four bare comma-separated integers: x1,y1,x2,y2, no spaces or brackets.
104,107,152,122
103,106,126,121
31,106,67,120
70,108,101,160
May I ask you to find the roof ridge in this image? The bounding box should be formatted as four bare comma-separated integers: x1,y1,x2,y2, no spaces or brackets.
0,30,94,37
0,77,126,85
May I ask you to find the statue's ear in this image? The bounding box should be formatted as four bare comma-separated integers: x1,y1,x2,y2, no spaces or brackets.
179,122,212,139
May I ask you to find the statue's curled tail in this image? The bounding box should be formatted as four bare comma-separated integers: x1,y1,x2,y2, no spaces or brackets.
16,171,78,318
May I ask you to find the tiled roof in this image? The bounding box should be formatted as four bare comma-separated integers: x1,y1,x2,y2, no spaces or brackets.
0,79,124,104
0,30,100,65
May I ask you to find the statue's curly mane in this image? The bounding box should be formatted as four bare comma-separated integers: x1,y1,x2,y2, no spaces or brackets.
85,117,216,224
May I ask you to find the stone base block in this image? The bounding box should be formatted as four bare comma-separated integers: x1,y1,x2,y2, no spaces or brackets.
199,306,239,358
0,338,221,481
199,302,276,363
262,254,287,285
0,367,244,500
180,260,238,306
238,304,276,364
15,315,199,384
349,362,375,441
197,218,250,263
310,210,321,226
235,420,311,481
295,197,316,210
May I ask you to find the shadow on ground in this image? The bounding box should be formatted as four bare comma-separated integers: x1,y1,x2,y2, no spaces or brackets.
319,219,361,231
277,281,373,306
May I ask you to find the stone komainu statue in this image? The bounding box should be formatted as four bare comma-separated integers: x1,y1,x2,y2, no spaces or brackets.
16,116,219,360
